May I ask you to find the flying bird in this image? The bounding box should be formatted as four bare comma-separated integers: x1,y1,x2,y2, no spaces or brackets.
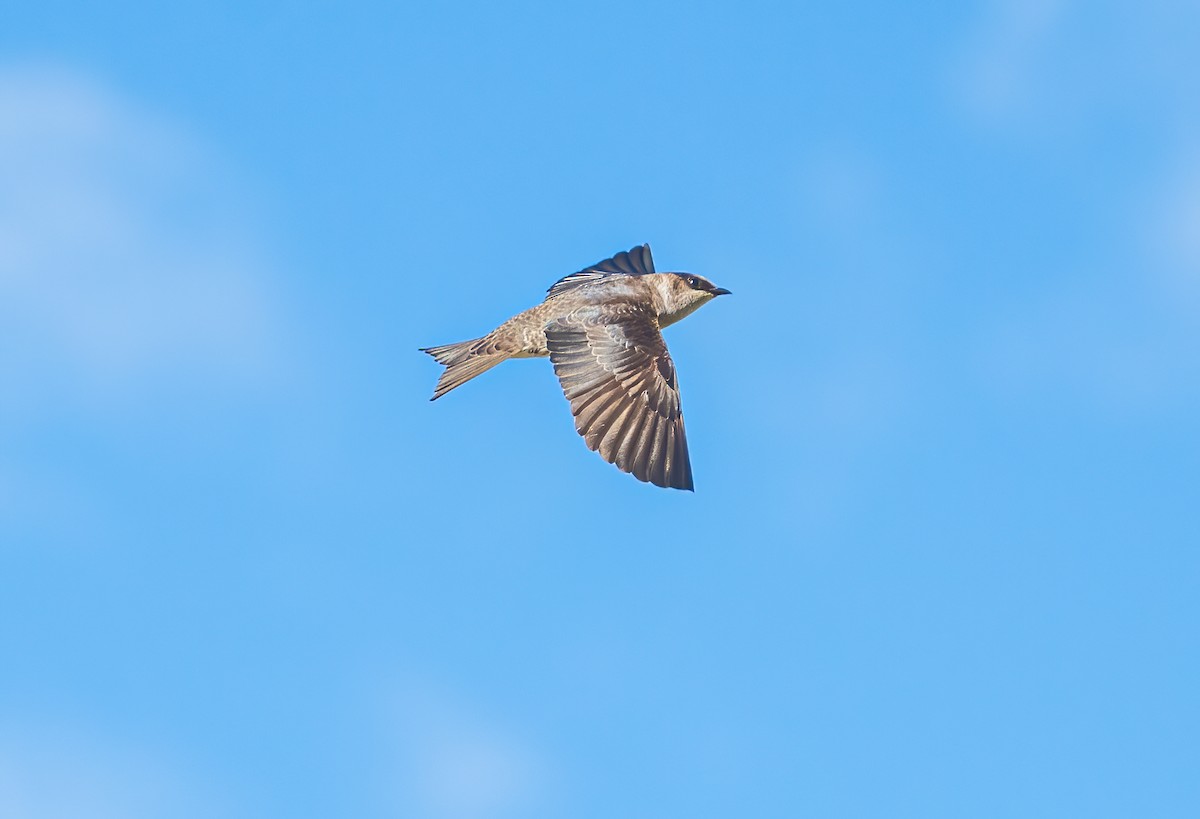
420,244,730,490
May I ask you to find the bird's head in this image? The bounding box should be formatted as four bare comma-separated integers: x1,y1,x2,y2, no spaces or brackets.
654,272,732,327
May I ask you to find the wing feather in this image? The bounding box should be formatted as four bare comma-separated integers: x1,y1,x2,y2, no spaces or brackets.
545,244,657,299
545,304,694,490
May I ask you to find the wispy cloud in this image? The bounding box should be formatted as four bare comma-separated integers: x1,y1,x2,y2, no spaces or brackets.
1145,150,1200,307
952,0,1067,127
383,681,551,819
0,63,297,534
951,0,1200,133
0,721,238,819
0,63,288,419
949,3,1200,414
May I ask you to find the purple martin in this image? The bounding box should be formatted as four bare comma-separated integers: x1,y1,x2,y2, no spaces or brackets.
420,244,730,490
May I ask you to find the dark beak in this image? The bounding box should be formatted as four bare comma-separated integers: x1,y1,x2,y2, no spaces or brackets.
710,287,732,296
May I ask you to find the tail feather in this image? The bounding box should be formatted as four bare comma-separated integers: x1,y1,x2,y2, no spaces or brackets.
420,338,509,400
421,339,476,366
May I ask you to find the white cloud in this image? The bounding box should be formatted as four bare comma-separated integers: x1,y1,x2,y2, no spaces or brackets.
951,3,1200,413
951,1,1200,132
0,722,238,819
951,0,1066,126
0,63,298,535
384,682,551,819
1145,151,1200,306
0,63,287,417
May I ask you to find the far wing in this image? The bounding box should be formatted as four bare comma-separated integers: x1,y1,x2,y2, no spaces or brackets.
545,244,656,299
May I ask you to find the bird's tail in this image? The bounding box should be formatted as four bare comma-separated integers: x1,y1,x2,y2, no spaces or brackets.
419,338,510,400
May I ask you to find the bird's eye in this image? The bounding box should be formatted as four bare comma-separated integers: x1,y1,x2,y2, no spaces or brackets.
686,276,698,288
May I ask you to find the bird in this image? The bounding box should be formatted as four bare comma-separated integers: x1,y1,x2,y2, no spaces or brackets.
420,244,730,490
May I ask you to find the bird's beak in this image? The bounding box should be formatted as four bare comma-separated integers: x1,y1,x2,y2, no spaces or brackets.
710,287,732,296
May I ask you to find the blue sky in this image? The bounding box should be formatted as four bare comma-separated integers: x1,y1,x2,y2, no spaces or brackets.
2,1,1198,817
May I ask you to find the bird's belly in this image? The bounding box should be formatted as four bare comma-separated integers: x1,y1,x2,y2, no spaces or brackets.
515,322,549,357
491,303,552,357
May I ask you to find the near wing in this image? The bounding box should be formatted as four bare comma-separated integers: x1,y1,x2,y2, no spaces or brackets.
545,304,693,490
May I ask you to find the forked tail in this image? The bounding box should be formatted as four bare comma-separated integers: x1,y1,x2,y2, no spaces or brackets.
419,338,509,400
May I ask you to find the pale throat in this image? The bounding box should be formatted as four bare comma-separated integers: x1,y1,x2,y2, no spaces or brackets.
658,294,710,328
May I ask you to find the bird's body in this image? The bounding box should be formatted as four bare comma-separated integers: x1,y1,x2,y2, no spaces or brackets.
421,245,729,490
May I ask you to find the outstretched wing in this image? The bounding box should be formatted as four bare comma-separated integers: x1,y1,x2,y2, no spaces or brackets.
545,244,656,299
545,303,693,490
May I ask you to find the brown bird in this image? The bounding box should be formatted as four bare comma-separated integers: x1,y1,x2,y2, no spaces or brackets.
420,244,730,490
